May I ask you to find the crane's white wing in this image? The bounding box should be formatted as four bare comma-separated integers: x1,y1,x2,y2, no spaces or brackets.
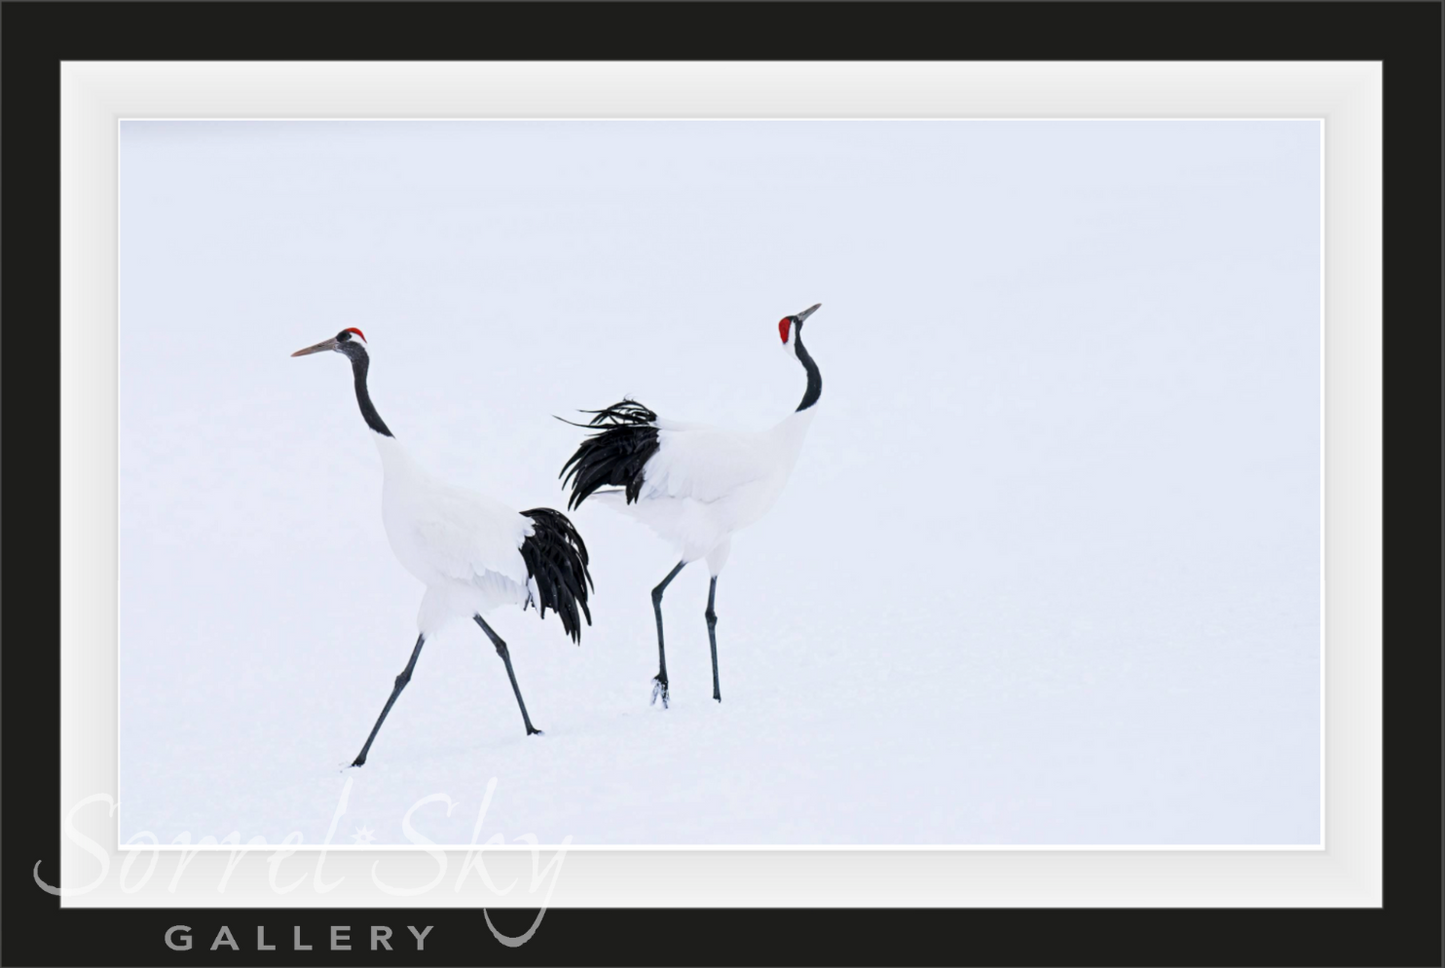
406,483,532,593
641,424,775,504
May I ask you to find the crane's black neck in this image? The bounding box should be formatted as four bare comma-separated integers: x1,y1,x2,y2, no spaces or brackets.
795,334,822,412
350,353,394,437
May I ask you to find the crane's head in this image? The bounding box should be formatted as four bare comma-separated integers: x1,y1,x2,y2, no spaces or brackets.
778,303,821,356
291,327,394,437
291,327,369,363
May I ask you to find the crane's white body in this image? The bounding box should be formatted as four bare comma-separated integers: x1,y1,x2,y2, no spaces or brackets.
595,408,816,572
373,433,535,635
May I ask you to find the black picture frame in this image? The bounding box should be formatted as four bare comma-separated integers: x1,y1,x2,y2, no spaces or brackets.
2,3,1439,965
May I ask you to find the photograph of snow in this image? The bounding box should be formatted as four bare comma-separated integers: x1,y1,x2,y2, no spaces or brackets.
119,119,1321,846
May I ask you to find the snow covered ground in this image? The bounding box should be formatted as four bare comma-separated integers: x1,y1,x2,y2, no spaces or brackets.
118,119,1321,845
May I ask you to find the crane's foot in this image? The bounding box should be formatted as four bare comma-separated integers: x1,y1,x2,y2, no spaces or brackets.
526,725,544,737
651,674,670,709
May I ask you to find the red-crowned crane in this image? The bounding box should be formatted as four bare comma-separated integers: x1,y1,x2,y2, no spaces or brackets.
560,303,823,707
292,328,592,766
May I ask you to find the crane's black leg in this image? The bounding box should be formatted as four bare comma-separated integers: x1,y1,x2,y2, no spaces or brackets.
474,615,543,736
705,576,722,702
350,633,426,768
651,560,687,708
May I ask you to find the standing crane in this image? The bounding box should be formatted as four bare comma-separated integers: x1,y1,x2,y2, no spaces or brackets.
292,328,592,766
560,303,823,707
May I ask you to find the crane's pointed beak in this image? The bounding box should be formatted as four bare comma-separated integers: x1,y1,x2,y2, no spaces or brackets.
796,303,821,323
291,337,339,357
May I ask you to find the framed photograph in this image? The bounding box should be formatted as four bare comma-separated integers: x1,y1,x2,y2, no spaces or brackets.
3,2,1439,965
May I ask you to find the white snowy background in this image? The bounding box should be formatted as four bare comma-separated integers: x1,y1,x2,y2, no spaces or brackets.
119,120,1320,846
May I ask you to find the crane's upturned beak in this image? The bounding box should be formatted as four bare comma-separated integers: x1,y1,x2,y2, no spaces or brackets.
796,303,822,322
291,337,339,357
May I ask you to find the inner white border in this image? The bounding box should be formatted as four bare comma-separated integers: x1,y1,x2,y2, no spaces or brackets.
59,61,1380,908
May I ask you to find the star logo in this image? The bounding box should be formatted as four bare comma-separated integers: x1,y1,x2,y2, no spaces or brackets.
350,825,377,845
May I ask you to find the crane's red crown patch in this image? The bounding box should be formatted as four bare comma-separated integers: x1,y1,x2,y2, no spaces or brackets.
344,327,367,343
778,318,792,344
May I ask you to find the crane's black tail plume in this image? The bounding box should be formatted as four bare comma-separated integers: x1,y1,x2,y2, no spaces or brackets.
519,508,594,644
558,399,661,511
